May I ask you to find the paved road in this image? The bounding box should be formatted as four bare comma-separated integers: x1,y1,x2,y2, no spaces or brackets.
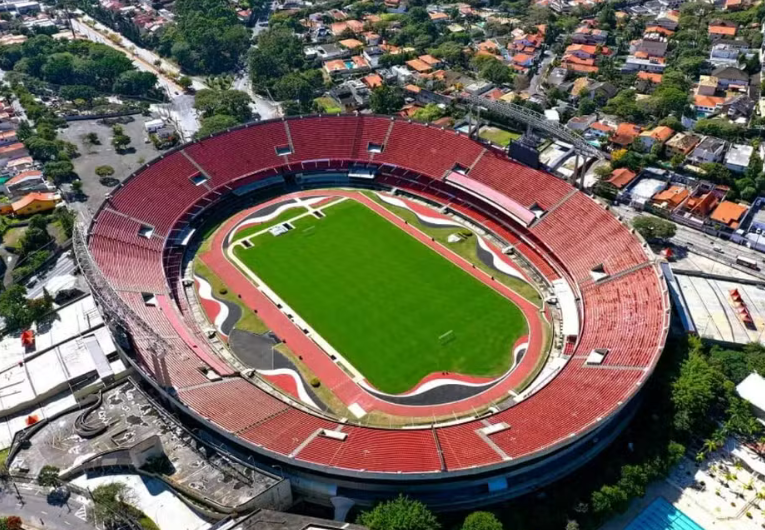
71,17,200,140
528,51,555,96
0,483,94,530
611,204,765,280
25,252,77,299
233,73,281,120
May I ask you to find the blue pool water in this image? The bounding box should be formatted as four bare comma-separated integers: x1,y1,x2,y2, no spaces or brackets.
625,498,706,530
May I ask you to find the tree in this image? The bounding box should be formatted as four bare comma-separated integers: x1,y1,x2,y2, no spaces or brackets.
71,179,83,196
412,103,444,123
194,88,252,122
475,56,512,85
91,482,137,528
357,496,440,530
0,285,32,331
164,0,250,74
178,76,192,90
632,215,676,241
249,28,305,90
462,512,502,530
370,85,404,114
84,132,100,145
565,521,580,530
196,114,239,138
43,160,74,184
37,465,60,488
112,70,158,95
672,338,726,434
111,125,131,152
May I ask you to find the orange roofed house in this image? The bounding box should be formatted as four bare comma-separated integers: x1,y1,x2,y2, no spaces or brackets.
710,200,748,230
10,192,61,217
708,20,737,40
652,185,689,211
611,122,642,147
607,168,638,190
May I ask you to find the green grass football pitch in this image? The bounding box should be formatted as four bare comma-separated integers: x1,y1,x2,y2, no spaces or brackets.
233,199,528,394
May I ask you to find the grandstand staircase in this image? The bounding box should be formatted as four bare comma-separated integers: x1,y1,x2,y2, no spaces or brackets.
468,149,487,172
375,120,396,160
593,260,654,287
350,116,364,159
530,188,577,228
283,121,295,158
181,151,214,191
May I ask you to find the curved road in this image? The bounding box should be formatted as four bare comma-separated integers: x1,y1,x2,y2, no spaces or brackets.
0,483,94,530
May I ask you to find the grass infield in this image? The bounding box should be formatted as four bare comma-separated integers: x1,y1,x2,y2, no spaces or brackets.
233,199,528,394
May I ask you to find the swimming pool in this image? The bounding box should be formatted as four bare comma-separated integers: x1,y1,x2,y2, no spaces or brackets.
625,498,706,530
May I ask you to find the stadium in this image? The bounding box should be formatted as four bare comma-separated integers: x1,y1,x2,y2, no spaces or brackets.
73,114,671,511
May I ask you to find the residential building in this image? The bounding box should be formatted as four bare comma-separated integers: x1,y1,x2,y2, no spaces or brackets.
572,26,608,44
10,191,60,216
632,34,668,57
607,168,637,189
724,143,753,173
712,65,749,88
652,185,689,210
710,41,752,65
689,136,728,164
0,142,27,161
315,43,348,61
638,125,675,150
636,71,663,92
622,55,666,73
708,20,737,40
362,46,384,68
696,75,718,96
2,170,52,197
655,10,679,31
693,95,725,115
586,121,614,138
666,132,702,157
611,122,642,147
724,94,755,121
710,200,748,230
588,81,618,101
566,114,596,131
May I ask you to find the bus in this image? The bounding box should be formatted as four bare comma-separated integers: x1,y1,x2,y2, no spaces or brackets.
736,255,760,270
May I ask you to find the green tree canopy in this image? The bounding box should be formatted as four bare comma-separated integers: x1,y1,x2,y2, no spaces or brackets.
462,512,503,530
249,28,305,90
196,114,240,138
194,88,252,122
162,0,250,74
37,465,60,489
357,496,440,530
370,85,404,114
631,215,676,241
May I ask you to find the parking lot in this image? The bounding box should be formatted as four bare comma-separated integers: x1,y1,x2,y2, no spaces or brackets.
59,116,164,211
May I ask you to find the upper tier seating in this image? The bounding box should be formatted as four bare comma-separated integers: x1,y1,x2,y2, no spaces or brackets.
531,193,648,283
376,122,483,178
109,152,206,235
469,150,571,210
185,121,290,186
576,266,667,368
286,116,390,162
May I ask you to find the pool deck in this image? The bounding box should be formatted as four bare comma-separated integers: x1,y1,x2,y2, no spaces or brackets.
600,480,759,530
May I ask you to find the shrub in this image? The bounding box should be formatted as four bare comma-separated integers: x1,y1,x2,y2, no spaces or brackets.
95,165,115,177
310,377,320,388
219,287,228,295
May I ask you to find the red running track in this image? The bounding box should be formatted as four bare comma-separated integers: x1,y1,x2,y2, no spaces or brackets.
200,190,547,418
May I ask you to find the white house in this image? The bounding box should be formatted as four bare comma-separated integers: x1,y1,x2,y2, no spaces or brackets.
724,143,753,173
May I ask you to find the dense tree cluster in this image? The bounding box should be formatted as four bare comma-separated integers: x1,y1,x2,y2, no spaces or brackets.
193,88,252,138
0,35,157,96
158,0,250,74
631,216,677,242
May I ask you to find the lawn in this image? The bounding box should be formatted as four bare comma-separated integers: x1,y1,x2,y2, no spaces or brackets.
231,207,307,242
314,97,342,114
233,199,527,394
479,126,521,147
